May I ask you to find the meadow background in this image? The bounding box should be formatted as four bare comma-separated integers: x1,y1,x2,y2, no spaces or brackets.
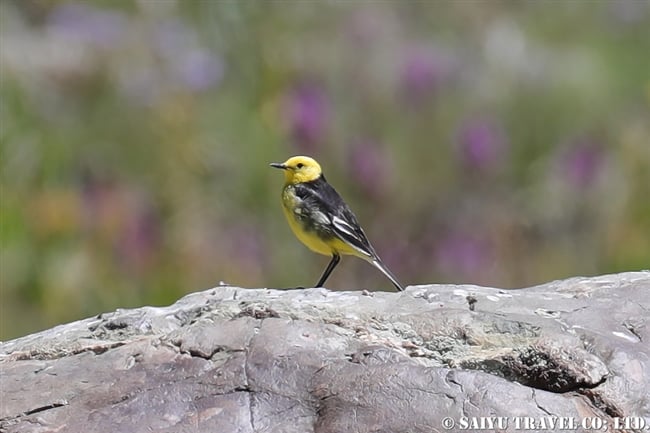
1,0,649,340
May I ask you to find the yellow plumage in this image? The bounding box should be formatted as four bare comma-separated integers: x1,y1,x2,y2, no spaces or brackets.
270,155,404,291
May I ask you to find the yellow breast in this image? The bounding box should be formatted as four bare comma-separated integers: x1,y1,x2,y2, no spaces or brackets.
280,194,329,256
280,185,364,258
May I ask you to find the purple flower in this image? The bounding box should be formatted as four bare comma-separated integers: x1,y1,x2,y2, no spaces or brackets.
348,139,390,199
285,83,329,152
175,49,224,91
435,231,492,280
118,200,161,273
155,19,224,92
79,171,160,273
47,4,126,48
563,138,605,188
228,224,265,266
457,118,507,172
400,48,453,107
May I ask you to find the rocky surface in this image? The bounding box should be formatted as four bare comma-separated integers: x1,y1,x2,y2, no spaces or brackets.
1,272,649,432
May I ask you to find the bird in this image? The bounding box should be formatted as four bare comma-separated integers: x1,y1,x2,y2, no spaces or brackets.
270,155,405,291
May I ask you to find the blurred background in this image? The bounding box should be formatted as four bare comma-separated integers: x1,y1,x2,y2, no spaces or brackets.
1,0,649,340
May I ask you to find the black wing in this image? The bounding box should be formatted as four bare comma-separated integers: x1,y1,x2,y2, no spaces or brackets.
293,176,377,258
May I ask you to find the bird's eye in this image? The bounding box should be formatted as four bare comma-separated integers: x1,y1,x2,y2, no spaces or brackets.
296,163,304,169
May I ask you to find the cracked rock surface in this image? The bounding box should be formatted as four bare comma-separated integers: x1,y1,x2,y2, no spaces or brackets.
1,272,648,432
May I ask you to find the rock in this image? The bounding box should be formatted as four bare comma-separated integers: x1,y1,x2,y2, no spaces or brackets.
1,272,649,432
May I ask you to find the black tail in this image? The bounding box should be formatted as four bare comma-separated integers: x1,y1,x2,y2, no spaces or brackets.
370,258,405,291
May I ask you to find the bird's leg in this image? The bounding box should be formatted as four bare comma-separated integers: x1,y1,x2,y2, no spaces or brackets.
315,254,340,287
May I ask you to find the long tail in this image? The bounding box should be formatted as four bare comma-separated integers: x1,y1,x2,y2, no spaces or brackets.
369,258,405,291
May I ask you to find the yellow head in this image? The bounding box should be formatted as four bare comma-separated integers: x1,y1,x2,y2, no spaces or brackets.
270,156,322,184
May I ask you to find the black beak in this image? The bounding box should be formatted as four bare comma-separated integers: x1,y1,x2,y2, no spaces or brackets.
270,162,287,170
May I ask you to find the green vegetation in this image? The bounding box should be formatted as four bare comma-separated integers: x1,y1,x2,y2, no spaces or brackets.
2,1,649,339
